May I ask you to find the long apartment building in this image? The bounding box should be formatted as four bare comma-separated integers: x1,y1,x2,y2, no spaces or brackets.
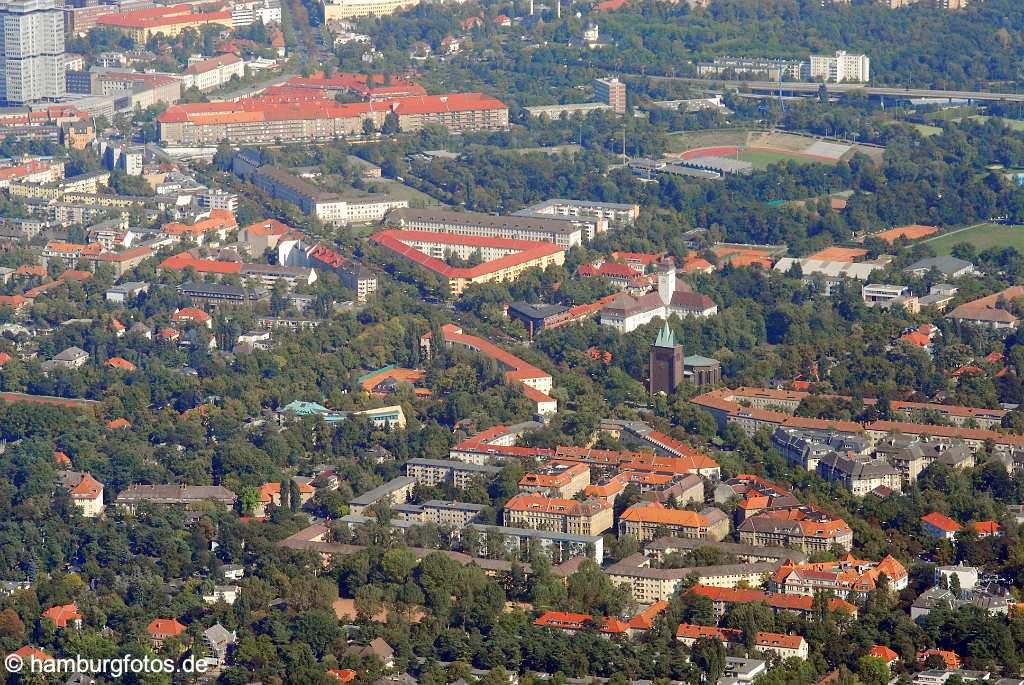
502,493,613,536
322,0,418,20
422,323,557,415
618,502,730,542
386,207,585,248
158,92,508,145
693,386,1024,456
248,165,406,226
404,458,503,488
373,230,566,300
97,4,232,41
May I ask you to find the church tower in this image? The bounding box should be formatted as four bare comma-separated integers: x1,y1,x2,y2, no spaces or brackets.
649,322,683,395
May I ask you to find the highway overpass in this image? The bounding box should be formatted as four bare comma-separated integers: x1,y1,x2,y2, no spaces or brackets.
627,76,1024,103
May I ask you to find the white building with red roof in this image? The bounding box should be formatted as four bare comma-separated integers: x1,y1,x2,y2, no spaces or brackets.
921,512,962,540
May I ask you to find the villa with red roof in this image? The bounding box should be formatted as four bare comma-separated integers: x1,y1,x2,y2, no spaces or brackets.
921,512,962,540
973,520,1003,538
106,357,136,372
42,603,83,629
917,649,961,670
147,618,187,646
676,624,808,660
769,555,909,600
171,307,213,327
61,471,104,517
869,645,899,665
161,209,237,245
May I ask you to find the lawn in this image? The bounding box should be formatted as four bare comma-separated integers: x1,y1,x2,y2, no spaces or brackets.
366,179,441,207
911,123,943,137
964,115,1024,131
923,223,1024,255
735,149,833,169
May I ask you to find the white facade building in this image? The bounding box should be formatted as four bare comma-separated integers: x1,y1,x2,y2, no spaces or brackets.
809,51,870,83
0,0,66,104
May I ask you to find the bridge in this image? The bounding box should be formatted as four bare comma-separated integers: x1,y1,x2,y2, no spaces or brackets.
626,76,1024,103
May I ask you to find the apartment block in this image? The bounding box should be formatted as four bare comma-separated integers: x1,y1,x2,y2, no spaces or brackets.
503,493,613,536
404,458,503,488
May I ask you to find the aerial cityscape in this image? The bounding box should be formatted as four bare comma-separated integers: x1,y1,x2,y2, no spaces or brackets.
4,0,1024,684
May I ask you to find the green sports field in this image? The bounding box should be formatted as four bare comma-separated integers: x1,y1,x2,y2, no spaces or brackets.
735,149,835,169
924,223,1024,254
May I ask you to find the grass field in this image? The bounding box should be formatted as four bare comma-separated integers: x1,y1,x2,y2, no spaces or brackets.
911,123,943,137
924,223,1024,254
963,115,1024,131
370,180,440,207
735,149,834,169
666,129,751,153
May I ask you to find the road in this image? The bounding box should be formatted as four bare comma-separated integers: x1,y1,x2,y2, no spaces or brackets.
624,75,1024,103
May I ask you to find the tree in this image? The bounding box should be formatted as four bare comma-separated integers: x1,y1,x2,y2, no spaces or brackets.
690,637,726,684
382,111,400,134
857,655,890,685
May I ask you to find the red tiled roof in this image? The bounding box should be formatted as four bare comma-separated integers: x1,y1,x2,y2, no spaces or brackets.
106,357,136,371
869,645,899,663
921,512,962,533
372,229,563,280
42,603,82,629
146,618,186,637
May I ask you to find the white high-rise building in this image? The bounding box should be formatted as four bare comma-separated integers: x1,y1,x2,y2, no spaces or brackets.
0,0,66,104
809,51,870,83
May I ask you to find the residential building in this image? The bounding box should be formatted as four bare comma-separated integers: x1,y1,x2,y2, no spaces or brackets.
321,0,418,20
44,346,89,370
608,553,779,603
676,624,808,660
42,603,82,629
348,476,416,516
618,501,729,542
503,493,613,536
506,302,572,339
97,5,233,42
593,77,626,114
59,471,104,517
809,51,870,83
769,555,909,600
737,512,854,552
469,523,604,564
643,538,808,565
159,92,508,145
182,54,245,92
519,462,590,498
816,452,903,495
387,207,585,248
688,584,858,621
115,484,237,511
421,324,558,414
404,458,503,488
0,0,66,105
146,618,186,647
230,0,280,26
203,623,236,668
420,500,484,527
249,165,406,226
921,512,962,540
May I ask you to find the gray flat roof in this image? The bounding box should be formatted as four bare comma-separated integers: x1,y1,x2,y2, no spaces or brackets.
405,458,503,473
388,207,583,235
349,476,416,506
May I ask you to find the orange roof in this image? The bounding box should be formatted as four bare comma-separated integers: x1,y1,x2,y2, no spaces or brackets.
159,252,241,274
146,618,186,637
162,209,237,237
519,462,589,489
11,646,53,662
869,645,899,663
54,450,71,465
243,218,296,237
373,230,563,281
106,357,136,371
68,472,102,499
533,611,592,629
15,265,45,277
974,520,1001,535
626,600,668,631
42,603,82,629
0,295,28,309
106,418,131,430
59,270,93,281
806,246,869,262
258,480,314,503
98,5,231,30
872,224,938,244
171,307,212,323
676,623,740,642
917,649,960,669
922,512,962,533
619,502,709,527
504,493,608,516
328,669,357,683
